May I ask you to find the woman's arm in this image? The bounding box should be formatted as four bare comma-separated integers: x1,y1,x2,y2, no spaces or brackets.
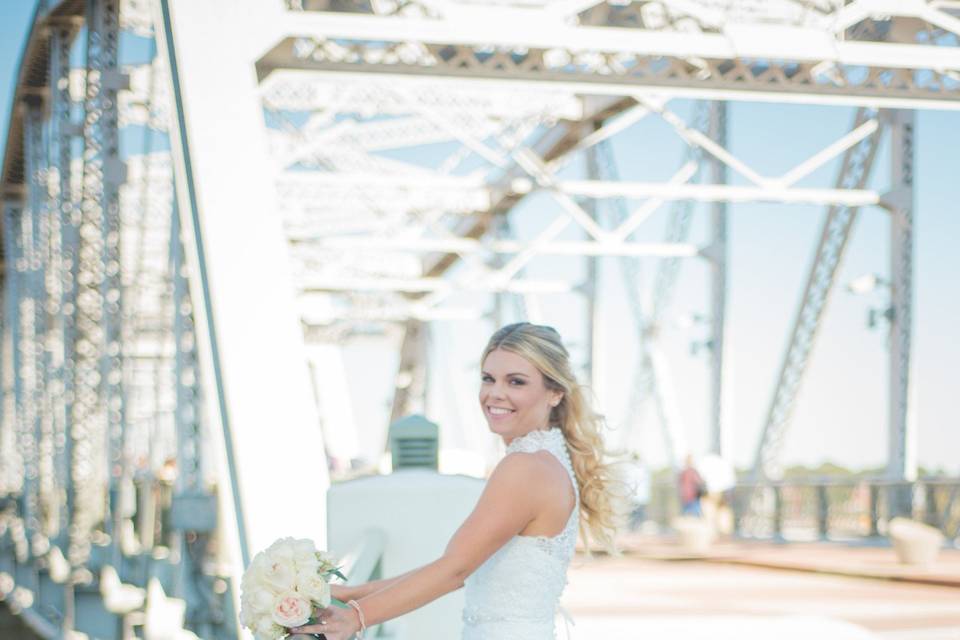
331,568,416,602
293,452,548,638
357,453,546,624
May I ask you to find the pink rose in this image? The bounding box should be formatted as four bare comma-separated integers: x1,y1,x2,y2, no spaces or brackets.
271,591,312,628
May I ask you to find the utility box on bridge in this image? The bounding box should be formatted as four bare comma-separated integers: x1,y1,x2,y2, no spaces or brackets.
388,414,440,471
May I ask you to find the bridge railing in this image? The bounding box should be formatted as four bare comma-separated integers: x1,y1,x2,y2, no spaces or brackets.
645,478,960,544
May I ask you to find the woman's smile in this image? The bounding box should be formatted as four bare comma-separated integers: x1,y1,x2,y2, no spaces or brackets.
485,405,516,420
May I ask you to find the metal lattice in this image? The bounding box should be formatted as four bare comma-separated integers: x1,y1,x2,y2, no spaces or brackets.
752,107,884,482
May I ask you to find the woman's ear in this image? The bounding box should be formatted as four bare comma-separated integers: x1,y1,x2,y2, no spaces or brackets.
550,392,563,408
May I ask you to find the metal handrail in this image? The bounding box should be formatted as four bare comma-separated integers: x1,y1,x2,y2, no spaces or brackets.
337,528,387,586
643,477,960,544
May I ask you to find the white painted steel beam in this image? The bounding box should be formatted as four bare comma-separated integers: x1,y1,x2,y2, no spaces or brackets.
298,235,701,257
299,300,482,323
300,276,572,294
280,11,960,71
886,109,918,488
259,71,585,119
158,0,330,594
275,69,960,112
279,171,487,190
279,170,870,213
284,11,960,69
555,180,880,206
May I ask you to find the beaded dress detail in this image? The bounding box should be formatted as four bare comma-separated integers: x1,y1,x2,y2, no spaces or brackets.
462,427,579,640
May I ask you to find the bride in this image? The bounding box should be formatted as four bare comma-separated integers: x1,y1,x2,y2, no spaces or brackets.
291,322,621,639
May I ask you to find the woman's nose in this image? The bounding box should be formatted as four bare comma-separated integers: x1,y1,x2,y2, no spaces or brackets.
488,383,507,398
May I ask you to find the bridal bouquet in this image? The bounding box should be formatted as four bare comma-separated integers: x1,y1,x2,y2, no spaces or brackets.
239,537,346,639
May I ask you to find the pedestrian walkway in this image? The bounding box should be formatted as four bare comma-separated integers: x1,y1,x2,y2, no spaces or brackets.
563,552,960,640
619,533,960,587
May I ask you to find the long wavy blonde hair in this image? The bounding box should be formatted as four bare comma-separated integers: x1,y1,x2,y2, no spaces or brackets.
481,322,622,552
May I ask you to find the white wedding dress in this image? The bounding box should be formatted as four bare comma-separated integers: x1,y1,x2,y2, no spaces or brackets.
461,427,578,640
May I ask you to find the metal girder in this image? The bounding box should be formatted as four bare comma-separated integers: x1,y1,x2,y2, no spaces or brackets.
69,0,120,565
1,201,25,498
887,109,917,493
270,115,497,166
277,171,492,216
120,59,171,131
89,0,129,557
606,101,710,468
277,3,960,69
258,5,960,110
752,107,884,482
707,100,729,458
21,103,45,549
273,69,894,330
583,136,603,390
415,97,636,283
260,71,584,119
276,91,641,326
649,103,710,329
389,319,429,426
300,275,572,294
281,170,880,205
6,202,32,535
48,24,78,553
299,235,700,257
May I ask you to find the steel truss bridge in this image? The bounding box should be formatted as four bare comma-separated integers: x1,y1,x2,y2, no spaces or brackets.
0,0,957,638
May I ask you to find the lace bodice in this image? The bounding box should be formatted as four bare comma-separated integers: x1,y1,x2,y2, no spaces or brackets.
462,428,579,639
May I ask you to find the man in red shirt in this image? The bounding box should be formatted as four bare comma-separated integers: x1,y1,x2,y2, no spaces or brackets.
678,455,705,517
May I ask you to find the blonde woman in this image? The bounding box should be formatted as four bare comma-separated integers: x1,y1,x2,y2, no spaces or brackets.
292,322,620,640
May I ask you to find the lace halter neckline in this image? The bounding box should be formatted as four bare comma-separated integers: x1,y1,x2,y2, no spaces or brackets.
505,426,565,454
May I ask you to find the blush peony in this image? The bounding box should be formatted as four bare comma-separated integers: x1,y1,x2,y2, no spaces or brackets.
271,591,312,628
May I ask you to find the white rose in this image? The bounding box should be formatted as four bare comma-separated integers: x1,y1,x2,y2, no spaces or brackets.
239,599,255,628
291,538,320,569
250,588,274,614
265,537,299,563
260,554,297,593
240,585,276,631
255,614,282,637
243,551,272,589
296,570,331,607
271,591,313,628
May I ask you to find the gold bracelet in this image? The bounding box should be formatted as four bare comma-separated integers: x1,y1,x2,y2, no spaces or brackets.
347,599,366,639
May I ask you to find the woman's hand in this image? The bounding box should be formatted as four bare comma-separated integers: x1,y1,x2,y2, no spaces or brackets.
289,604,360,640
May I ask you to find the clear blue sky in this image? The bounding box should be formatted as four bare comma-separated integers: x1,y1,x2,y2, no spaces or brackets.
2,2,957,474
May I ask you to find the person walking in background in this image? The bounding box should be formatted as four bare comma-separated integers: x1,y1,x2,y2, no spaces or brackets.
625,452,650,531
678,454,705,517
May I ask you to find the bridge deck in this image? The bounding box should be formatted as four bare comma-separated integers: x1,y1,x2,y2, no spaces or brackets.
563,537,960,639
620,534,960,587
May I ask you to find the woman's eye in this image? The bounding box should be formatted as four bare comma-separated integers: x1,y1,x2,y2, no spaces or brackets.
510,379,525,385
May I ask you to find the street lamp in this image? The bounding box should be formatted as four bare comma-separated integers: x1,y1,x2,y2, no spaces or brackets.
846,273,893,330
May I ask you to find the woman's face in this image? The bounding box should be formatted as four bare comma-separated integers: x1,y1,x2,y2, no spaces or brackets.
479,348,562,443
